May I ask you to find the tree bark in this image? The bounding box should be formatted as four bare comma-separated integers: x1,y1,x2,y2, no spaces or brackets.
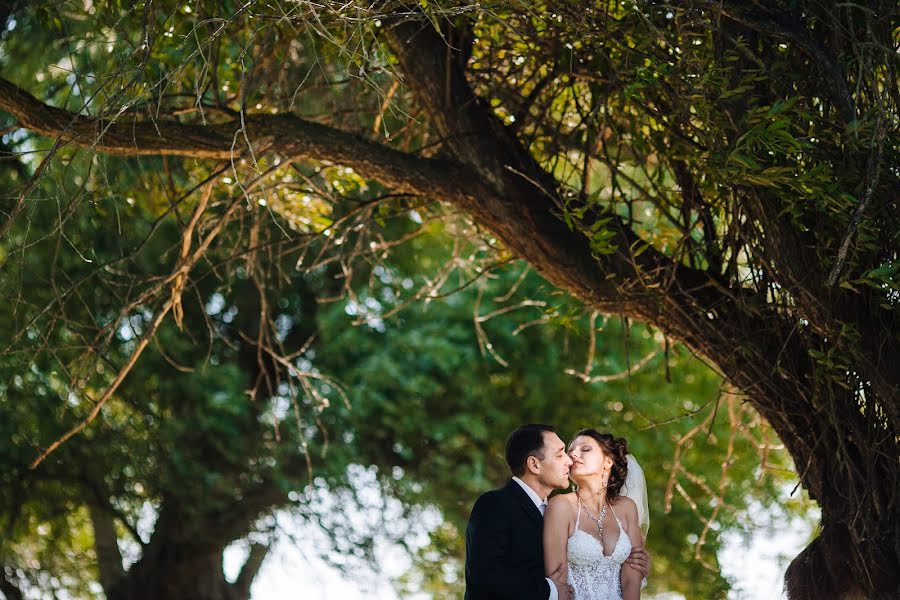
233,543,269,600
0,570,24,600
104,481,283,600
88,504,127,593
0,78,484,208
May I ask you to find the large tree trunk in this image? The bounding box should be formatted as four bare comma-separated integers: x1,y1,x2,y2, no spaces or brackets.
381,14,899,600
99,497,275,600
109,553,238,600
106,545,266,600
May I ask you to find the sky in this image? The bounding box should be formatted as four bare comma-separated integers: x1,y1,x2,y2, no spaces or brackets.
719,501,818,600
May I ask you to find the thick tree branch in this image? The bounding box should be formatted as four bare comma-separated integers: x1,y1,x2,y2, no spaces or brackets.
700,1,856,123
0,78,484,207
88,504,126,593
232,542,270,600
383,13,728,341
0,571,24,600
1,75,717,329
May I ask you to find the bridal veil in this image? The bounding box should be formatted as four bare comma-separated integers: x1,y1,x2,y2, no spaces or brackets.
622,454,650,539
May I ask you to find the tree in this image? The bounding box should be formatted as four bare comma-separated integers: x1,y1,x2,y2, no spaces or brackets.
0,173,799,598
0,185,323,598
0,1,896,598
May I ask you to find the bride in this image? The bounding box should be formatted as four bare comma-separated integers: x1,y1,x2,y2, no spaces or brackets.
543,429,648,600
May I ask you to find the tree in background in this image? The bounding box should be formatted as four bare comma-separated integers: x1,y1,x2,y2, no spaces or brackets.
0,164,801,597
0,1,896,598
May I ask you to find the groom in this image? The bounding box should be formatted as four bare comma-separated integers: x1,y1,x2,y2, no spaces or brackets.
464,424,651,600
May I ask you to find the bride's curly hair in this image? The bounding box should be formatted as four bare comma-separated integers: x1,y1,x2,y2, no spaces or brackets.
569,429,629,499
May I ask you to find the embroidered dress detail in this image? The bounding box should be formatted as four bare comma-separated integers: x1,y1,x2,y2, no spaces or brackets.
567,500,631,600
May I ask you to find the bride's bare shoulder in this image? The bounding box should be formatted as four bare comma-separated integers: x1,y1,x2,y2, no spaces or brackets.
611,494,637,516
548,491,578,510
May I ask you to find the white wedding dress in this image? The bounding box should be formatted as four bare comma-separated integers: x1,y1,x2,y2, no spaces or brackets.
566,500,631,600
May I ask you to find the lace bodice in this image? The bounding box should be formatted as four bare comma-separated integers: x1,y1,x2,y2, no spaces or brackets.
567,501,631,600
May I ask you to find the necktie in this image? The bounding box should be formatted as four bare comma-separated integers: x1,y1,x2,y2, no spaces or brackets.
539,500,547,516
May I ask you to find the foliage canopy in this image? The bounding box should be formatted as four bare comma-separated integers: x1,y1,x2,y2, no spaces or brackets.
0,1,896,598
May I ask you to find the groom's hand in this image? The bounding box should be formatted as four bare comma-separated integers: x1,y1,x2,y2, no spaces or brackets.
552,579,574,600
625,544,651,577
549,564,574,600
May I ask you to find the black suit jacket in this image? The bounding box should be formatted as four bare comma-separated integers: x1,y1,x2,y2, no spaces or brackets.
464,479,551,600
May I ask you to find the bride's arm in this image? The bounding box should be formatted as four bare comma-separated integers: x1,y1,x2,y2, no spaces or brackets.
543,495,571,584
618,497,644,600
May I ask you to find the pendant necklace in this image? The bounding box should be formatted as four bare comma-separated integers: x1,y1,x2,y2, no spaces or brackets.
579,496,607,538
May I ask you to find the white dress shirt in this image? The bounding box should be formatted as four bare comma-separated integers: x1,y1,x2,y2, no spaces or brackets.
512,477,559,600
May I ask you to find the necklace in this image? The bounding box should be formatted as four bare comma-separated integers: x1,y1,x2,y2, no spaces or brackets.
579,496,607,538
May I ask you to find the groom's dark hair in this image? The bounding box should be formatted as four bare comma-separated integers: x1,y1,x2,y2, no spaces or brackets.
505,424,556,476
